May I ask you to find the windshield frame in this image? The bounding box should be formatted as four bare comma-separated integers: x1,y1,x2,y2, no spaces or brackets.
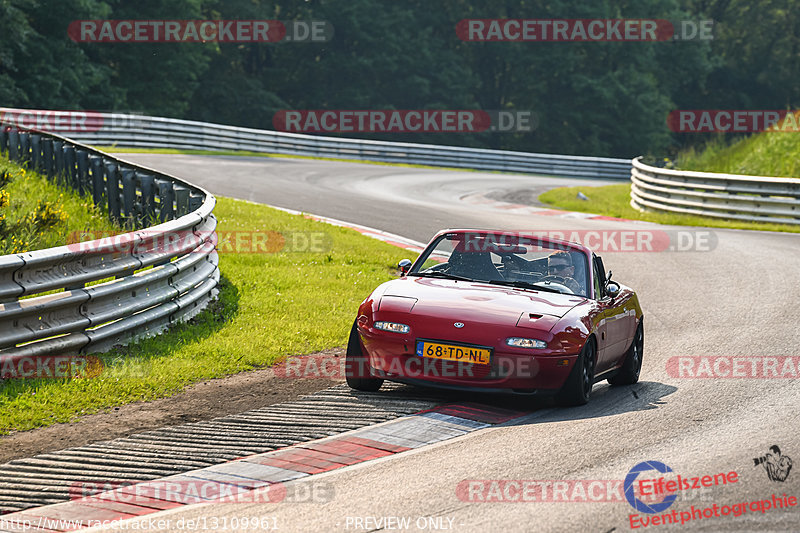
408,230,593,297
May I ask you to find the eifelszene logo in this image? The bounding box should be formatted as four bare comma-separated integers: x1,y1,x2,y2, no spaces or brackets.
625,461,678,514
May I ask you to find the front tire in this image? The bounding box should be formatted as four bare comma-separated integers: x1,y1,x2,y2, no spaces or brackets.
608,321,644,386
345,322,383,392
556,339,596,406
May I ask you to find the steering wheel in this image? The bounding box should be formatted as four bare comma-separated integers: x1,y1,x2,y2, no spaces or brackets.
540,275,576,294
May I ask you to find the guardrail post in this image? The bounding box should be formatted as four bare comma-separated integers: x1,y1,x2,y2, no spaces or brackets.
30,134,42,172
63,145,77,191
0,127,7,155
105,162,122,222
53,140,64,184
139,173,156,224
121,168,136,227
174,185,189,216
8,130,19,161
155,178,175,221
76,150,89,196
41,137,54,178
90,156,105,206
19,132,30,165
188,193,203,212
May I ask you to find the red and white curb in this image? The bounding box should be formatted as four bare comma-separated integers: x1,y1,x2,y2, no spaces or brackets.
3,404,526,532
459,192,653,224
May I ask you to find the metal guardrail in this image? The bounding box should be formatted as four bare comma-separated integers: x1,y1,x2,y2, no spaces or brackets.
0,123,219,362
0,108,632,180
630,157,800,225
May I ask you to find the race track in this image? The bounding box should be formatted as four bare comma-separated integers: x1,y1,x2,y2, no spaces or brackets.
89,154,800,532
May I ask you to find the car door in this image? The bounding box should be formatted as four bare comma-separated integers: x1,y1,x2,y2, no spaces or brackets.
594,255,635,368
591,255,614,373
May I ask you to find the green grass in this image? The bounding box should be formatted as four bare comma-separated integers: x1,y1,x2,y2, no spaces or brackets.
0,157,119,254
0,197,410,433
539,184,800,233
97,145,476,173
675,128,800,178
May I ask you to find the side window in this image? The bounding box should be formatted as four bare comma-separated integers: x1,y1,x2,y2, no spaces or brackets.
592,255,604,300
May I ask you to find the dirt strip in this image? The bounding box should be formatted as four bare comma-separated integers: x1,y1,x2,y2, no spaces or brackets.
0,348,344,464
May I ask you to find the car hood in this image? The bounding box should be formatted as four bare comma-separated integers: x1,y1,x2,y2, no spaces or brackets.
377,277,585,326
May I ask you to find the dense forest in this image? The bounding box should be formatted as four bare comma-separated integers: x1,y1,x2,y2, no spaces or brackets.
0,0,797,157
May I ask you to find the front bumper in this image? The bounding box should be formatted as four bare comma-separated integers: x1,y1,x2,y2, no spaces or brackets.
359,327,578,392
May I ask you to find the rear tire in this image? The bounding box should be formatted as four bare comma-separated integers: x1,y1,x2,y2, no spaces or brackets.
608,321,643,386
345,322,383,392
556,339,596,406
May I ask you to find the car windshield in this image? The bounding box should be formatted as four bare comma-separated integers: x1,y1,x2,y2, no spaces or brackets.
408,232,590,297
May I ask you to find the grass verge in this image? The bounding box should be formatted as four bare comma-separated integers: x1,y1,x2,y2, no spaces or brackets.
0,157,119,254
675,132,800,178
0,197,410,433
539,184,800,233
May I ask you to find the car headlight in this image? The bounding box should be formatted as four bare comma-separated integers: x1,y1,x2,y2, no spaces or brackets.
506,337,547,349
374,321,410,334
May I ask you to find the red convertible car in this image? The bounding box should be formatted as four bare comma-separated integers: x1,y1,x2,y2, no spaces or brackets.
346,229,644,405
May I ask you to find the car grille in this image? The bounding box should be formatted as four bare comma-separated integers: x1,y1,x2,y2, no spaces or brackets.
380,356,494,380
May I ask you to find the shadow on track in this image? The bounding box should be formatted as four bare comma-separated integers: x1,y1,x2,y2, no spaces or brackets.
344,380,676,425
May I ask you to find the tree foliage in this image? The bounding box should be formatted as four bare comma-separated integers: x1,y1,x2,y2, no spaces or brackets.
0,0,796,157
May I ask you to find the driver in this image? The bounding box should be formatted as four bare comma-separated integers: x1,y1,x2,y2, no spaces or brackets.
547,251,582,294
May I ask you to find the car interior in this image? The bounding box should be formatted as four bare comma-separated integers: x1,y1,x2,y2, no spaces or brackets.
434,243,588,296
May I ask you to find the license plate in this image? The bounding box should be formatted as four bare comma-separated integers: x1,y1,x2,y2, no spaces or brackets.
415,340,491,365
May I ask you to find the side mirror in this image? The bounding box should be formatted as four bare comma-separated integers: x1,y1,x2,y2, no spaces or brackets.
398,259,412,275
606,281,621,299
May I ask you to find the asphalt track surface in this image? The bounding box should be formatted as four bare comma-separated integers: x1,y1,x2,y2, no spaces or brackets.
93,154,800,532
